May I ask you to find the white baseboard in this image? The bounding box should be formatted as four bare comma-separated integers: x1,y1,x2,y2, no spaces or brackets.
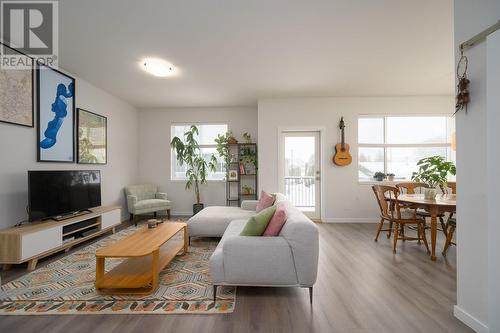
454,305,489,333
322,217,379,223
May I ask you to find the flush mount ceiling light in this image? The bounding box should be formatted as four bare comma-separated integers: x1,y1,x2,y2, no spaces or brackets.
140,58,176,77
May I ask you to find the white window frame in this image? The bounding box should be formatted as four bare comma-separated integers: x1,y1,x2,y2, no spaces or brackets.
170,123,228,181
358,114,454,182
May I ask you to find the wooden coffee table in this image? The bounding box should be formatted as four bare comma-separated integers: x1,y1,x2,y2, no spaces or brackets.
95,222,188,295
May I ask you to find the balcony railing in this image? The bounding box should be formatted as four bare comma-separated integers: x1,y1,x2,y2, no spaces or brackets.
284,176,315,210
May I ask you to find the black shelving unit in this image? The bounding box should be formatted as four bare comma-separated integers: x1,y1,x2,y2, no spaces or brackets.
225,143,258,206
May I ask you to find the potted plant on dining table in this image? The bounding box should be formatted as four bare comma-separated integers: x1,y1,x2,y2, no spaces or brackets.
411,156,456,200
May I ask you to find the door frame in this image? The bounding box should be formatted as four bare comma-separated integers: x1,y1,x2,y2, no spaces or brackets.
277,126,326,221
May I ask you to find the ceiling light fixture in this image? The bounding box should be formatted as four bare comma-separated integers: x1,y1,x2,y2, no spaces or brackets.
140,58,176,77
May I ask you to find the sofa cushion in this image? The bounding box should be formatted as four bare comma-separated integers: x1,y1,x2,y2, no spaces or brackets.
210,219,298,285
209,219,248,283
256,191,275,212
263,203,287,236
240,206,276,236
187,206,255,237
133,199,171,210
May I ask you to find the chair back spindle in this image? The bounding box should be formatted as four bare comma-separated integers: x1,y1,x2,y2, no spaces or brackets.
372,185,400,220
395,182,429,194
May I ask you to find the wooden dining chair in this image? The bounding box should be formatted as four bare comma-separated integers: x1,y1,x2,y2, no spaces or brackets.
396,182,447,236
442,217,456,256
440,181,457,256
372,185,430,254
440,181,456,195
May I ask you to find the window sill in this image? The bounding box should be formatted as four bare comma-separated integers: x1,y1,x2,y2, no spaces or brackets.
170,179,226,183
358,180,408,185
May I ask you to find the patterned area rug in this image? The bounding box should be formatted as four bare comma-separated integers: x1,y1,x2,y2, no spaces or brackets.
0,221,235,315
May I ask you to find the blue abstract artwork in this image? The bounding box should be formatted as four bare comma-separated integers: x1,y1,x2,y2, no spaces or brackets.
40,82,74,149
37,64,75,162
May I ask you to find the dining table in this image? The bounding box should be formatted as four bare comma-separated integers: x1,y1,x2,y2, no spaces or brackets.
394,194,457,261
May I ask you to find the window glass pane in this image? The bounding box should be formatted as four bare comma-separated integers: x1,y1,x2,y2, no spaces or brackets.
173,148,225,180
387,147,448,180
358,147,384,180
201,147,225,180
358,118,384,144
284,136,315,177
171,124,228,145
171,124,227,180
386,116,447,144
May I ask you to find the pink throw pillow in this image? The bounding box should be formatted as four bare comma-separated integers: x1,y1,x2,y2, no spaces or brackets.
256,191,275,212
263,204,287,236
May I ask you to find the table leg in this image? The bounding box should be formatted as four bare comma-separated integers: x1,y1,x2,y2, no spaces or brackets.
151,250,159,291
183,225,189,253
96,257,105,287
430,208,438,261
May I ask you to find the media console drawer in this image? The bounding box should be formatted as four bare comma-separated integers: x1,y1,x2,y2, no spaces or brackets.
101,209,121,229
21,226,62,260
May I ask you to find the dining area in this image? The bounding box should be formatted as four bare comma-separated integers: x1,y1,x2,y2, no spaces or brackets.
371,156,457,261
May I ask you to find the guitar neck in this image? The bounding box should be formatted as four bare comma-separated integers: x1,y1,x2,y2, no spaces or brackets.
341,128,345,149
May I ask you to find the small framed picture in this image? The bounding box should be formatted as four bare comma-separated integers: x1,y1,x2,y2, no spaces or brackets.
228,169,238,181
77,108,107,164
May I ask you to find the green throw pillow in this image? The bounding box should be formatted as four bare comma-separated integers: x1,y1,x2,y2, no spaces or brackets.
240,206,276,236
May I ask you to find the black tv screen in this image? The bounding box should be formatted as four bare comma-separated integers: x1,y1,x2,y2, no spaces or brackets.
28,170,102,221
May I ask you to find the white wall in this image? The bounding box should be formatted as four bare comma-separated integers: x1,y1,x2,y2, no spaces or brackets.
487,30,500,333
257,96,454,222
454,1,500,332
0,74,139,228
138,107,257,215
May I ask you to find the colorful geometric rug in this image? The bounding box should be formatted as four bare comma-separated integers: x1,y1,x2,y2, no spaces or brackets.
0,221,235,315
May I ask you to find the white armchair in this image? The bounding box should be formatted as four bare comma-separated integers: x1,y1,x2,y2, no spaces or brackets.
124,185,172,226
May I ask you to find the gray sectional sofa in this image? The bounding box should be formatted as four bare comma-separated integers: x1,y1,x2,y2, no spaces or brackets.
187,194,319,303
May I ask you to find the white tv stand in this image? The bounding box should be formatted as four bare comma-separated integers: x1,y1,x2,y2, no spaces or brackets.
0,206,121,271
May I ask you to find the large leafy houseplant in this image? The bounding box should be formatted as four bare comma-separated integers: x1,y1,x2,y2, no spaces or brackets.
171,125,217,214
411,156,456,200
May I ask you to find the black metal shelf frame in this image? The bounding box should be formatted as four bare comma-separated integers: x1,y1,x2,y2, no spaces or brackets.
225,143,258,206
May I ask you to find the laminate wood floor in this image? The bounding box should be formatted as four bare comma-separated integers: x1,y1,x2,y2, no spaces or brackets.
0,222,472,333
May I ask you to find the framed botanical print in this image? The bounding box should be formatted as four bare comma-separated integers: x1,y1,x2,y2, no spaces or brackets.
77,108,107,164
228,169,239,181
0,43,34,127
37,63,76,162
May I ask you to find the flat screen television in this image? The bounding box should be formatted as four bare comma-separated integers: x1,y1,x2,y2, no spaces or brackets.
28,170,102,221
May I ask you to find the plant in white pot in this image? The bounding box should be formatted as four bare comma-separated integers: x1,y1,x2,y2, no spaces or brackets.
171,125,217,215
411,156,456,200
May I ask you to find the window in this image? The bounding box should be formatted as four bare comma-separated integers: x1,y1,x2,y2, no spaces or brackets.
358,116,454,181
171,124,228,180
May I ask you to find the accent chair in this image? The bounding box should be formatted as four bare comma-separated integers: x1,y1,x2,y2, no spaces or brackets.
125,184,171,226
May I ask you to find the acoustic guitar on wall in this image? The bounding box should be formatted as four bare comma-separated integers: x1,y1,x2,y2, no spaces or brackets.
333,117,352,166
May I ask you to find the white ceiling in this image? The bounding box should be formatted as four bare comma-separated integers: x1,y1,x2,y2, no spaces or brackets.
59,0,454,108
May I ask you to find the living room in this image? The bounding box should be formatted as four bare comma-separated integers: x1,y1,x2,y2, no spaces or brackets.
0,1,499,332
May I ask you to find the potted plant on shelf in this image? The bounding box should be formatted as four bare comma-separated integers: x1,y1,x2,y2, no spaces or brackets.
242,185,254,195
227,131,238,144
214,131,232,177
240,146,257,174
243,132,252,143
171,125,217,215
373,172,386,182
387,173,395,181
411,155,456,200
